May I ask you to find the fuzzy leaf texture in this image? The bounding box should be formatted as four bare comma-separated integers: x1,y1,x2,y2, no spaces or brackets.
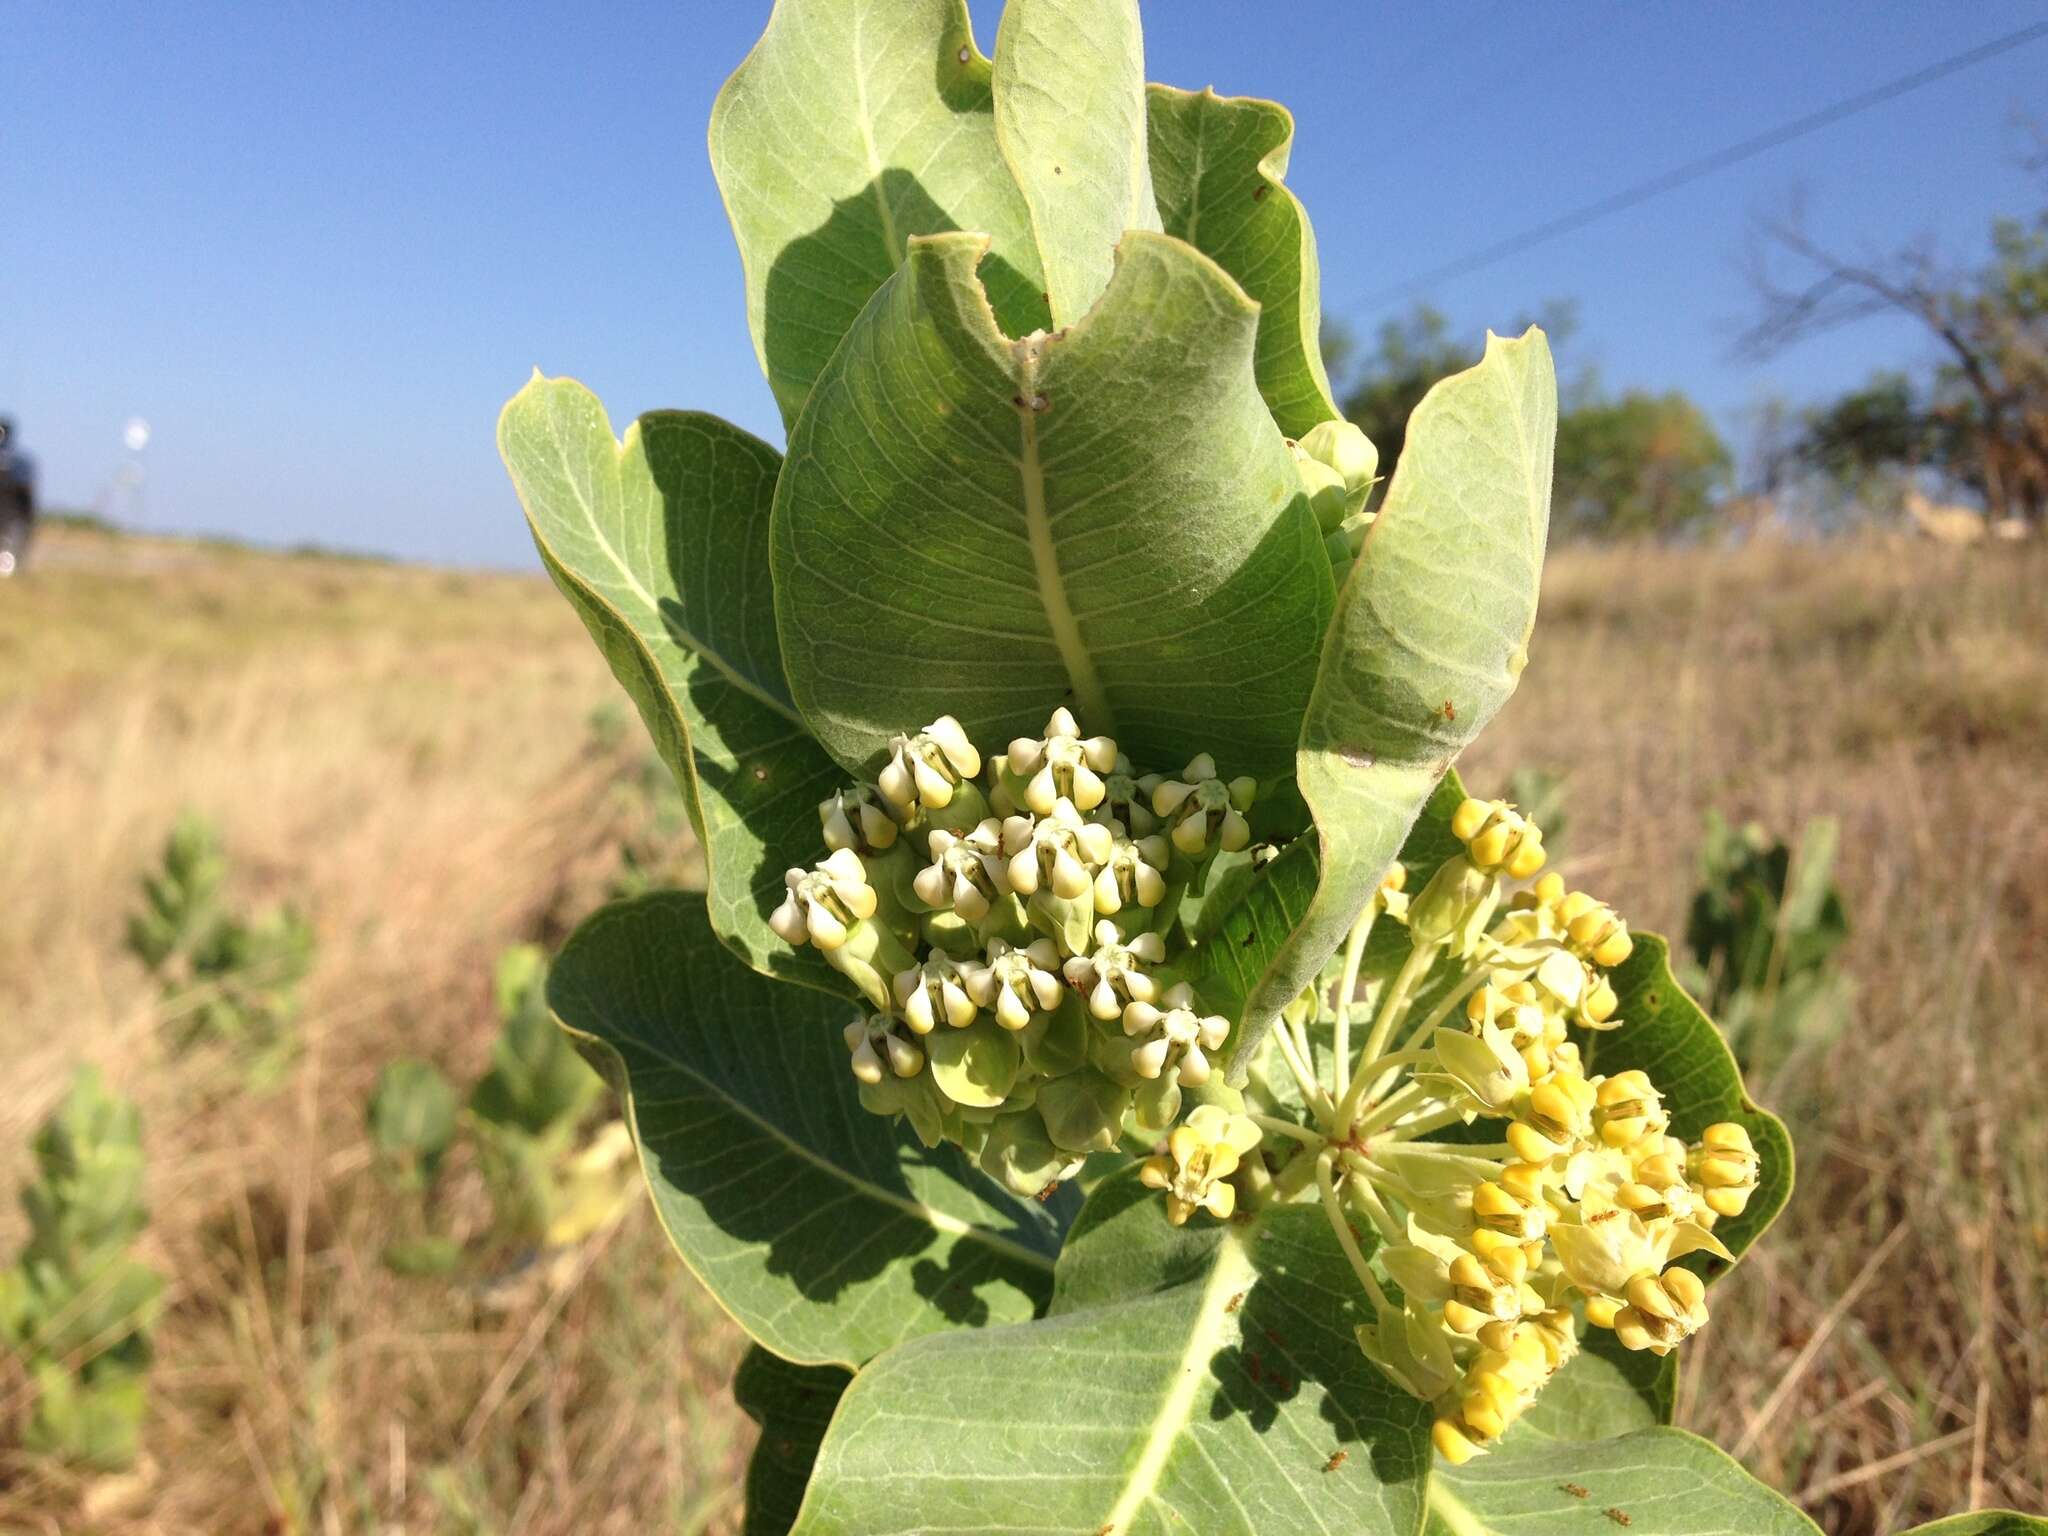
771,229,1334,781
546,891,1067,1367
1228,329,1554,1083
787,1167,1432,1535
500,375,848,995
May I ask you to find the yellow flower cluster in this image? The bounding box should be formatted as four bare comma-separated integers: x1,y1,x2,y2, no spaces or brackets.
1347,798,1763,1464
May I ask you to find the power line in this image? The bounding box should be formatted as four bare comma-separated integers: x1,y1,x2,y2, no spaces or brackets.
1353,19,2048,311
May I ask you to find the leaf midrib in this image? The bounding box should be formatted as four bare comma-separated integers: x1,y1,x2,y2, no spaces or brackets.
1097,1226,1254,1533
597,1012,1058,1278
1014,339,1114,731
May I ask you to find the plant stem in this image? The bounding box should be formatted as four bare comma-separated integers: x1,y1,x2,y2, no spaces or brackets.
1336,938,1439,1136
1381,1105,1470,1142
1247,1112,1326,1147
1329,905,1377,1102
1270,1015,1335,1129
1350,1079,1432,1140
1317,1150,1390,1307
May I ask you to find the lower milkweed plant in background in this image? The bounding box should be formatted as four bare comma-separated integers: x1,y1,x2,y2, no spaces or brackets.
497,1,2045,1531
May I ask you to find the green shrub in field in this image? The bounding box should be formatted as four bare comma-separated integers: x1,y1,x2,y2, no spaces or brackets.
125,813,314,1080
366,946,628,1273
495,1,2037,1529
1683,812,1852,1092
0,1069,163,1471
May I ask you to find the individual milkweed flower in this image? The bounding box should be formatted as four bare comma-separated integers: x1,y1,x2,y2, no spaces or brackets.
769,848,877,950
1097,753,1158,836
1291,419,1378,532
1554,889,1633,968
1431,1319,1562,1464
876,714,981,816
1470,1169,1550,1242
841,1014,924,1084
1137,1103,1261,1225
1061,920,1164,1020
1690,1122,1761,1218
1150,754,1257,857
959,938,1064,1031
1001,800,1114,899
818,783,899,852
1593,1070,1668,1149
1549,1204,1731,1309
912,819,1009,921
1450,798,1547,879
891,954,976,1034
1611,1266,1710,1355
1121,983,1230,1085
1006,707,1117,815
1092,829,1170,915
1506,1070,1597,1164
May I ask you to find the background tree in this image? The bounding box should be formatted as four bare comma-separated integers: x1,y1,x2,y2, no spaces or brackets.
1744,174,2048,527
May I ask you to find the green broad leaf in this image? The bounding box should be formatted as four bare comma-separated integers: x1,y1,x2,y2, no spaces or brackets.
500,373,848,995
789,1168,1433,1535
709,0,1050,427
733,1347,852,1536
992,0,1161,328
547,891,1065,1367
1901,1517,2048,1535
1147,85,1340,439
772,229,1335,782
1424,1427,1821,1535
1226,329,1554,1084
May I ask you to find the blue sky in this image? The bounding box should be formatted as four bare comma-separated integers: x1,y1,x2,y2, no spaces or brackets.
6,2,2044,567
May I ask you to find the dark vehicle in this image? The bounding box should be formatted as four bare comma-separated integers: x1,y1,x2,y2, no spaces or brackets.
0,416,35,576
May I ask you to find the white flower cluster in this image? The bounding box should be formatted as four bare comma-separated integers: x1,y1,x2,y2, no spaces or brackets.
771,710,1258,1197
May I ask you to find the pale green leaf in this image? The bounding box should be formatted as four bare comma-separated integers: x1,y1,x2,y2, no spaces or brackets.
733,1346,851,1536
500,373,848,994
547,891,1065,1367
1148,85,1340,439
710,0,1049,427
772,230,1334,781
1227,330,1554,1081
1899,1516,2048,1535
992,0,1161,328
789,1169,1432,1535
1425,1427,1821,1535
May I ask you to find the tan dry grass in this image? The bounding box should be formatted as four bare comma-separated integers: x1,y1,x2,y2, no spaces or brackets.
2,524,2044,1533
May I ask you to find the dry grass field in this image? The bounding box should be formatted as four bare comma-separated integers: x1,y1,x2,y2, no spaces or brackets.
2,521,2043,1534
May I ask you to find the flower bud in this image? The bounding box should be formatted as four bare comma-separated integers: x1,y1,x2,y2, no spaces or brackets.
1137,1103,1261,1225
960,938,1064,1031
818,783,899,853
1613,1265,1709,1354
1690,1122,1760,1218
1428,1024,1529,1113
1593,1070,1668,1149
1556,889,1632,968
911,819,1008,921
1006,708,1117,815
1408,854,1501,955
1001,800,1114,900
1097,753,1158,836
1450,798,1547,879
1149,755,1256,857
1093,831,1170,915
1061,920,1164,1021
876,714,982,816
1121,983,1230,1087
842,1015,923,1085
891,954,977,1034
769,848,879,950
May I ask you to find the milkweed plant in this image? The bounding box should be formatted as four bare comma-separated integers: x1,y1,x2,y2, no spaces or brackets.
499,3,2034,1532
